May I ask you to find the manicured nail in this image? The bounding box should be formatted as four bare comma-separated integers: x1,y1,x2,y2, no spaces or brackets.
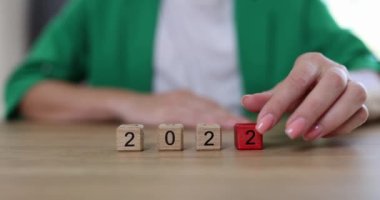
303,125,323,141
256,113,275,134
241,95,251,106
285,117,306,139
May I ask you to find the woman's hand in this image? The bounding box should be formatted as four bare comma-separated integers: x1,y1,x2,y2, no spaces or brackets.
115,90,250,128
21,81,248,127
241,53,369,141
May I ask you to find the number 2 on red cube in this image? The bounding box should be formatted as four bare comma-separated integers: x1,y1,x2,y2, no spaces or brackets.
234,123,263,150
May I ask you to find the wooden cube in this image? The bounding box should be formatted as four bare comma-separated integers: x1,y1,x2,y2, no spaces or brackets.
234,123,263,150
158,124,184,151
116,124,144,151
196,123,222,151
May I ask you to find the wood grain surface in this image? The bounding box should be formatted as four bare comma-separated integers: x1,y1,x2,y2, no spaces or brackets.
1,121,379,200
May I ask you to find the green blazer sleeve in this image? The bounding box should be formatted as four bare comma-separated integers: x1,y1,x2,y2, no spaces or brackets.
305,0,380,71
4,0,88,119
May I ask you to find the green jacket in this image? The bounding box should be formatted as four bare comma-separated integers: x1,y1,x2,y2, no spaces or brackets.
5,0,379,119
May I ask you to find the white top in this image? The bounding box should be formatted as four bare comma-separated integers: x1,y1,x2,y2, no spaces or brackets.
154,0,242,115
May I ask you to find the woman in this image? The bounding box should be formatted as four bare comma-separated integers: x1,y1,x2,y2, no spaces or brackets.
5,0,380,141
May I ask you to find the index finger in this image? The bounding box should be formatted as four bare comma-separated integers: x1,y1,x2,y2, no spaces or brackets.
256,54,322,134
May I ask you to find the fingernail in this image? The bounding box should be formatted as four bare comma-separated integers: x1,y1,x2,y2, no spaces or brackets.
241,95,251,106
285,117,306,139
256,113,275,134
303,125,323,141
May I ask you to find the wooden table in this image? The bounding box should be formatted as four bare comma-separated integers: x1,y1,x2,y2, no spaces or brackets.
1,122,379,200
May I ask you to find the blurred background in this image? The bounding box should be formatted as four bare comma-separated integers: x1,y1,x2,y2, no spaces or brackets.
0,0,379,120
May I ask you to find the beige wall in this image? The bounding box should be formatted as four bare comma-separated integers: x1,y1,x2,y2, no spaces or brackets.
326,0,380,57
0,0,27,120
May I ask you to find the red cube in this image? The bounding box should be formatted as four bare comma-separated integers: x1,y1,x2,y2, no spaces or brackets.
234,123,263,150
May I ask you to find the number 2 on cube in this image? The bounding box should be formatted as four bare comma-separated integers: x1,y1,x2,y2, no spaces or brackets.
234,123,263,150
116,124,144,151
